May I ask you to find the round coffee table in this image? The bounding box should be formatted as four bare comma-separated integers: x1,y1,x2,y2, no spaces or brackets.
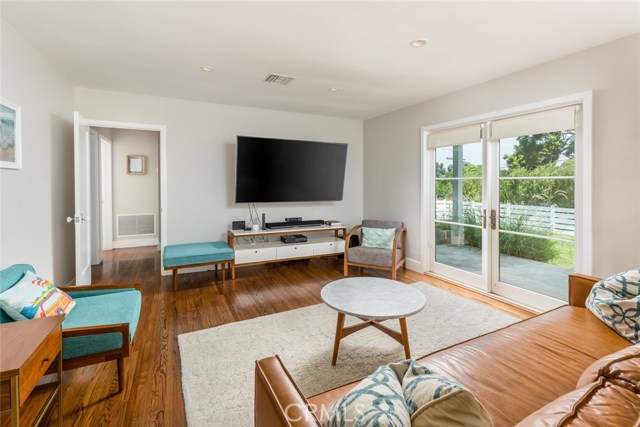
321,277,426,366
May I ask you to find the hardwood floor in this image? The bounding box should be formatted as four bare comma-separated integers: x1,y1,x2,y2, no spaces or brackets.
40,246,532,426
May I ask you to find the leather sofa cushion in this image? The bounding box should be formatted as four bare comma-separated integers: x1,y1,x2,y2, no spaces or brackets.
576,344,640,391
515,377,640,427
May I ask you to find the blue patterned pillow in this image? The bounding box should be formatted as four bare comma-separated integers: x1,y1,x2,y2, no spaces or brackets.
361,227,396,250
391,360,493,426
325,364,410,427
586,268,640,343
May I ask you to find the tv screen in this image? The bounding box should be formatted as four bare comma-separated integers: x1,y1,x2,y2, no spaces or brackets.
235,136,348,203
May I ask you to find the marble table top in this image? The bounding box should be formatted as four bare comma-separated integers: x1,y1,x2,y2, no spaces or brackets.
320,277,426,320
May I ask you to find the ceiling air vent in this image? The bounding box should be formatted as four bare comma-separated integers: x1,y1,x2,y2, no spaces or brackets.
264,73,296,85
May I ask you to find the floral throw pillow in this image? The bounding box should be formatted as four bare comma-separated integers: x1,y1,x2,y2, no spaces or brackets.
586,268,640,343
0,271,76,321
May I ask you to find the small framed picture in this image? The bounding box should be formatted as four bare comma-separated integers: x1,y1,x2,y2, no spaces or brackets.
0,99,22,169
127,155,146,175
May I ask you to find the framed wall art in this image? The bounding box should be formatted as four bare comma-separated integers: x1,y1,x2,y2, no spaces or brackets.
0,99,22,169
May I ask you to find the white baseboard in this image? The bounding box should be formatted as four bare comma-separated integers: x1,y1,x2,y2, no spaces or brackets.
405,258,424,273
113,238,159,249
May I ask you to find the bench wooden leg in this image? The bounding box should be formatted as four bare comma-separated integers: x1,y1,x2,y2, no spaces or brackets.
215,264,218,282
222,263,226,284
231,261,235,280
117,357,125,393
173,269,178,291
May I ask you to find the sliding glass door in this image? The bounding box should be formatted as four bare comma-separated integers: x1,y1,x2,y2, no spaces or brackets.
429,125,488,290
427,105,582,309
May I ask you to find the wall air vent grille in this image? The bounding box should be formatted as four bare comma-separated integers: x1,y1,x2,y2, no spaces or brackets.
264,73,296,85
117,213,156,237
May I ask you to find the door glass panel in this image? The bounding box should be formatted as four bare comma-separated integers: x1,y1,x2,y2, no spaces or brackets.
498,131,575,301
434,142,483,275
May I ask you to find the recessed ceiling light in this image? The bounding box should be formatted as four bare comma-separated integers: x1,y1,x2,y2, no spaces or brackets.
410,39,428,47
200,65,215,72
329,87,341,92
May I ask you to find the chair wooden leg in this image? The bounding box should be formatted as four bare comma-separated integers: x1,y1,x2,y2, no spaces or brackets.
344,260,349,277
117,357,125,393
222,263,226,285
392,268,397,280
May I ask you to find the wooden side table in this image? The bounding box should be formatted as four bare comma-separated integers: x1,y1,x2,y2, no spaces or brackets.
0,316,64,427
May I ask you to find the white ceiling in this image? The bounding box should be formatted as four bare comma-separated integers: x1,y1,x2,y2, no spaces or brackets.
2,1,639,119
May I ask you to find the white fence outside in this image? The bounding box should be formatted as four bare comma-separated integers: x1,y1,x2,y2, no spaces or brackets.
435,201,575,237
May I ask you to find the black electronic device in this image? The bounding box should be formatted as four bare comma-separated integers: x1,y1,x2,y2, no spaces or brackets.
280,234,308,244
265,219,324,229
285,217,302,222
232,220,245,230
235,136,348,203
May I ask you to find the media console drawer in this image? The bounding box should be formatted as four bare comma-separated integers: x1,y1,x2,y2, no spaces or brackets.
314,240,344,255
235,247,277,264
276,244,314,260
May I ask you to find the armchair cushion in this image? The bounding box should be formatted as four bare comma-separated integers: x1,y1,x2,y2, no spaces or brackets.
347,246,401,267
62,289,142,359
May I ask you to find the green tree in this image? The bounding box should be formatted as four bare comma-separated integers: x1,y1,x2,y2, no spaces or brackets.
505,131,574,170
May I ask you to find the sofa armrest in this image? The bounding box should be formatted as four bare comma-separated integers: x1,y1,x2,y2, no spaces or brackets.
568,274,601,308
57,283,141,292
255,355,321,427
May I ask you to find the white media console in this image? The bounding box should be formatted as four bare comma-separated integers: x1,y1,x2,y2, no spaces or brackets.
227,224,347,267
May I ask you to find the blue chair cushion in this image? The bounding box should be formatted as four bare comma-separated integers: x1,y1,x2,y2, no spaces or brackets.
62,290,142,360
0,264,35,323
163,241,234,268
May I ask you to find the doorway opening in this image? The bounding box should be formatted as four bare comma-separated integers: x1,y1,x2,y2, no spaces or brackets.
89,127,161,267
73,113,167,285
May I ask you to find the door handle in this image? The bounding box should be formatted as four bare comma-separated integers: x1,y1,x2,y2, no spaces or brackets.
67,216,79,223
490,209,497,230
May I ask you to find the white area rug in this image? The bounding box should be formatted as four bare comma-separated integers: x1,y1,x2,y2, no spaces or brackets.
178,282,519,427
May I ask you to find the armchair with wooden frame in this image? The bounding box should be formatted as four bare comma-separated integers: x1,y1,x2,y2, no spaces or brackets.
343,220,407,280
0,264,142,394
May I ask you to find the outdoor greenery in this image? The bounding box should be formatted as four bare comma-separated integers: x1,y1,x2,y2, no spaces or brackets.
435,130,575,268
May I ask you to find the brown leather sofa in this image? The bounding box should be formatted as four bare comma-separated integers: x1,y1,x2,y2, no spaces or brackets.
255,274,636,426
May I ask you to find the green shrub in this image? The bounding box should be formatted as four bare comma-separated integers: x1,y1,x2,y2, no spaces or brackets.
499,215,557,262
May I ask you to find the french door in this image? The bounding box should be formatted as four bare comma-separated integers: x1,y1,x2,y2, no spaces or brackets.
426,104,582,310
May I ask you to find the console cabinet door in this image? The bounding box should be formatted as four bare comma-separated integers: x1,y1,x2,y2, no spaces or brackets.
276,245,314,260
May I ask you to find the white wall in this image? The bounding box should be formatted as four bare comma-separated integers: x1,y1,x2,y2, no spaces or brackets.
110,128,160,246
0,21,75,283
364,34,640,277
75,88,363,247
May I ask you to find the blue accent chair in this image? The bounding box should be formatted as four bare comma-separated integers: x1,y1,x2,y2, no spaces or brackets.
0,264,142,393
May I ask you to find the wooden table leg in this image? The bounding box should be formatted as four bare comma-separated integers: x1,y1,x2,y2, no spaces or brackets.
331,312,346,366
399,317,411,359
58,352,63,426
173,269,178,291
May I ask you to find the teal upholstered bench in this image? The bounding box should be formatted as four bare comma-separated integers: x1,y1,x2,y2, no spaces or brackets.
0,264,142,393
163,241,235,290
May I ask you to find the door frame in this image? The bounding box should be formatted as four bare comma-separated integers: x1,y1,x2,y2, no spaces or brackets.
100,135,113,251
420,91,593,308
82,119,168,271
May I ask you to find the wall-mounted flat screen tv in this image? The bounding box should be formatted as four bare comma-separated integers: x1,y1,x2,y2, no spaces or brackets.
235,136,348,203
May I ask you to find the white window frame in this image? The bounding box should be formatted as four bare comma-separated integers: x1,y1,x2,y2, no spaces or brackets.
420,91,593,310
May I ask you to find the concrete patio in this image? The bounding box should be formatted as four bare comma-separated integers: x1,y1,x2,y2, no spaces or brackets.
435,244,572,301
